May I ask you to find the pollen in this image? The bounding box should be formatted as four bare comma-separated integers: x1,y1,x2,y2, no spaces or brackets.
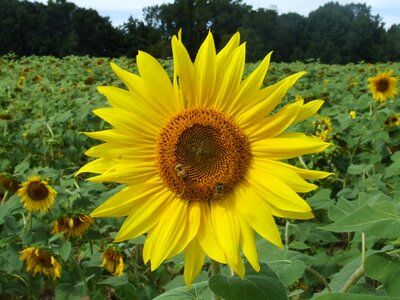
155,108,251,201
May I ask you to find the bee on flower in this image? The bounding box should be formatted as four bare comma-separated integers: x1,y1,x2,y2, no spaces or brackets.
20,247,61,279
17,176,57,212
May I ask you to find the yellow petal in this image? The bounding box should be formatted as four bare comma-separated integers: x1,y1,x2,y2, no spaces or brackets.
166,201,202,259
148,198,189,270
252,158,318,193
171,36,194,106
87,162,157,184
249,169,312,212
97,86,164,130
210,196,240,266
91,183,164,217
93,108,157,141
228,52,272,116
76,158,111,176
194,32,216,107
184,239,205,287
215,43,246,110
249,100,303,141
114,190,174,241
137,51,183,114
252,133,330,159
238,217,260,272
294,100,324,123
197,203,227,263
235,186,283,248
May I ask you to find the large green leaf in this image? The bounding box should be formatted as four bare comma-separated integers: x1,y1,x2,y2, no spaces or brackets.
208,262,288,300
321,201,400,238
314,292,400,300
153,281,211,300
364,253,400,297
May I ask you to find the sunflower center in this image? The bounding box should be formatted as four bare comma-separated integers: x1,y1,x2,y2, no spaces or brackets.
35,251,53,268
156,108,251,202
27,181,49,201
376,78,389,92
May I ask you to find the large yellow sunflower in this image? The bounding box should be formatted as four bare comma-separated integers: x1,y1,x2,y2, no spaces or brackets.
368,70,398,103
77,31,331,286
20,247,61,279
17,176,57,212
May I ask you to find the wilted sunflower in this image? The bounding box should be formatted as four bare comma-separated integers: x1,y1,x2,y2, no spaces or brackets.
368,70,398,102
51,213,94,239
20,247,61,279
17,176,57,212
77,31,330,285
100,246,124,276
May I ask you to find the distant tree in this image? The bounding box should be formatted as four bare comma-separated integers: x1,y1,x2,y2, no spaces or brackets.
384,24,400,61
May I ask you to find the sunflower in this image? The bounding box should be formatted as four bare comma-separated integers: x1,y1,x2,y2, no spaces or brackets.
368,70,398,102
349,111,357,119
17,176,57,212
51,213,94,239
100,246,124,276
313,116,333,141
20,247,61,279
77,31,331,286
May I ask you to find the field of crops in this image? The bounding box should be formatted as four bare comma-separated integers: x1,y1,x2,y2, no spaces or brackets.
0,53,400,300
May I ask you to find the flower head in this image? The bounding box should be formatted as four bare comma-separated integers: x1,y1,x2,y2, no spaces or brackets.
77,31,330,286
100,246,124,276
349,111,357,119
20,247,61,279
368,70,398,103
313,116,333,141
51,213,94,239
17,176,57,212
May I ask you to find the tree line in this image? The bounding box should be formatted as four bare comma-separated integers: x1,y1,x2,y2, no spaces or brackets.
1,0,399,63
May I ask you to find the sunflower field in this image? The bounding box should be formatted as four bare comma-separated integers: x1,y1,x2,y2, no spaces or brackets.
0,47,400,300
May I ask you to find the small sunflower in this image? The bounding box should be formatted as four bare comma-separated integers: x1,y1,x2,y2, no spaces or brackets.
20,247,61,279
313,116,333,141
368,70,398,102
349,111,357,119
51,213,94,239
77,31,331,286
384,113,400,127
100,246,124,276
17,176,57,212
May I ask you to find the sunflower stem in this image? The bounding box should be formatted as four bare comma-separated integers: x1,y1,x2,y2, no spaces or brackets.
211,260,222,300
70,254,90,293
305,267,332,292
0,190,8,206
298,156,309,170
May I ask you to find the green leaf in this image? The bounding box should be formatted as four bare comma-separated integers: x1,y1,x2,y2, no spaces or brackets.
364,253,400,297
153,281,211,300
0,195,21,225
314,292,400,300
208,262,288,300
59,240,72,261
268,259,306,286
97,274,130,287
321,201,400,238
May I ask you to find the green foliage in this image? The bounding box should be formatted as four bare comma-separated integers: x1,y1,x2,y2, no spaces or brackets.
0,54,400,299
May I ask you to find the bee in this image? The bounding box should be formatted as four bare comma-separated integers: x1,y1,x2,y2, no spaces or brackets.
214,183,224,199
175,163,189,182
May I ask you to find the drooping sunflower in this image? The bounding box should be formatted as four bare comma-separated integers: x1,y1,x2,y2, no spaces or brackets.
368,70,398,103
100,246,124,276
51,213,94,239
20,247,61,279
77,31,331,286
17,176,57,212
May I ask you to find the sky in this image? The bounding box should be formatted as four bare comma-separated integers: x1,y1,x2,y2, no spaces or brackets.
30,0,399,28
